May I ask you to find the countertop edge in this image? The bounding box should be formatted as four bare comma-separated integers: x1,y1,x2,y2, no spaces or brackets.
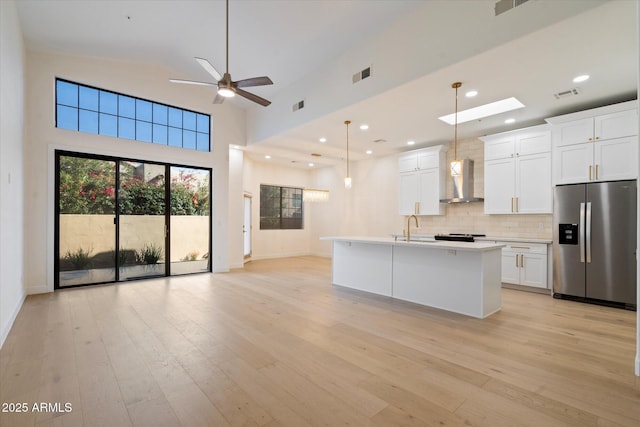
389,234,552,245
320,236,505,252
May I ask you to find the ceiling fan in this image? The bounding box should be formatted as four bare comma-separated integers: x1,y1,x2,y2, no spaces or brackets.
170,0,273,106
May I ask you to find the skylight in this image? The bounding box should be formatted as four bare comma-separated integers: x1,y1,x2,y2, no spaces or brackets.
438,97,525,125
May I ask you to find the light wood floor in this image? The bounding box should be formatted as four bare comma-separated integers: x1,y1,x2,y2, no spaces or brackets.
1,256,639,426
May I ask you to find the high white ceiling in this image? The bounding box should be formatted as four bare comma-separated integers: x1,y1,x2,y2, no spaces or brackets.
15,0,638,168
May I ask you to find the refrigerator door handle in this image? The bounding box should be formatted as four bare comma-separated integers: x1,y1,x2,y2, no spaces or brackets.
579,202,586,263
586,202,592,263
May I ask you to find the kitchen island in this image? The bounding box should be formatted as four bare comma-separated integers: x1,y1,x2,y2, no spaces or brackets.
321,236,505,318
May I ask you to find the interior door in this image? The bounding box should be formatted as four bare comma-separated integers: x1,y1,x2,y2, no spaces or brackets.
244,194,252,259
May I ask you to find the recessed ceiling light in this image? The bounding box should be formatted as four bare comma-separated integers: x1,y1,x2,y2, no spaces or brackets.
359,124,369,130
308,163,314,167
573,74,590,83
465,90,478,98
504,118,516,124
366,150,373,155
319,137,327,143
438,97,525,125
265,155,271,159
407,140,416,146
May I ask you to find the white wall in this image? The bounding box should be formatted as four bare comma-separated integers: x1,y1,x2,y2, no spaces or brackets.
228,147,245,268
0,0,26,348
24,49,245,292
310,155,402,257
242,157,314,260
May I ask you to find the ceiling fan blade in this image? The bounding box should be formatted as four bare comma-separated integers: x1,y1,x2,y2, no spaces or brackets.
213,93,225,104
195,57,223,82
235,88,271,107
169,78,216,87
234,76,273,88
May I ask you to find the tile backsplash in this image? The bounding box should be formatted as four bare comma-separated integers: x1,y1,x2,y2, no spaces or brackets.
413,137,553,240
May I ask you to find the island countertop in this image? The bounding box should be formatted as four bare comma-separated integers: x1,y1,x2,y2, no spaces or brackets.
320,236,505,252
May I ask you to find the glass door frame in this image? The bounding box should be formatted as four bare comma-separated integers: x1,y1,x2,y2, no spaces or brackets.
54,150,212,289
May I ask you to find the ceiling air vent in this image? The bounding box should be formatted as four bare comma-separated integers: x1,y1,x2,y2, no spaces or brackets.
352,66,372,84
554,88,581,100
292,100,304,112
495,0,529,16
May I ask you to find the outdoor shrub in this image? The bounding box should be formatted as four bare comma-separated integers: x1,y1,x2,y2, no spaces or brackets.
136,243,163,264
183,251,199,261
63,247,93,269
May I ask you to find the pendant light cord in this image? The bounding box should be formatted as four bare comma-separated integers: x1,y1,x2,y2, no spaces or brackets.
345,120,351,176
453,82,460,161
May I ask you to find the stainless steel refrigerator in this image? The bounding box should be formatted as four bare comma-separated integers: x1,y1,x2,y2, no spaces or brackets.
553,180,637,309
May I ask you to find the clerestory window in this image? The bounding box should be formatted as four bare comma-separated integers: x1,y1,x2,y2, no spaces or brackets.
55,78,211,152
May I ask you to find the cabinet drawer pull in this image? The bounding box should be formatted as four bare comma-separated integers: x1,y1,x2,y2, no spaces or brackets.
589,165,592,180
515,254,519,268
520,254,525,268
511,197,514,213
515,197,519,213
414,202,419,215
511,246,530,250
595,164,599,180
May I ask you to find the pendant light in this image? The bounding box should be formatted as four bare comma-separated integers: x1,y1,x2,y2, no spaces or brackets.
303,189,329,202
344,120,352,189
450,82,462,176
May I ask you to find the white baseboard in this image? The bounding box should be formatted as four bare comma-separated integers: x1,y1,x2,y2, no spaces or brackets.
250,251,333,261
0,291,26,350
27,285,51,295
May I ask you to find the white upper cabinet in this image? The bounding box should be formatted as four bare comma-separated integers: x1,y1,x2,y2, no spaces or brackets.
481,125,552,215
553,109,637,148
397,145,447,216
548,101,638,185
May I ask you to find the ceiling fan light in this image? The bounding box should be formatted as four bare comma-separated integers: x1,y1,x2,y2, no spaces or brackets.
218,87,235,98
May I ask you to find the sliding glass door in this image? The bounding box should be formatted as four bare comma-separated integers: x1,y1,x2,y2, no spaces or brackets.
57,155,117,286
169,166,211,275
55,151,211,288
118,161,166,280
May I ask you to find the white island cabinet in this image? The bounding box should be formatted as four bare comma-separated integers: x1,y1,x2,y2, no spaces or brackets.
321,237,504,319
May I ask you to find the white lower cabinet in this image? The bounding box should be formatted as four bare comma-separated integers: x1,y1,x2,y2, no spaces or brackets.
498,242,548,289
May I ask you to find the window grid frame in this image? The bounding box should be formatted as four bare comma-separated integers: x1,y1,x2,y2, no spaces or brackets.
259,184,304,230
55,78,211,152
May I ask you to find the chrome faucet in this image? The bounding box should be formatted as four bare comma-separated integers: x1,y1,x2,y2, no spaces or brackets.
406,215,419,241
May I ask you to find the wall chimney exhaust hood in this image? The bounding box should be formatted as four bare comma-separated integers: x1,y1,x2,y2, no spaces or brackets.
440,159,484,203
